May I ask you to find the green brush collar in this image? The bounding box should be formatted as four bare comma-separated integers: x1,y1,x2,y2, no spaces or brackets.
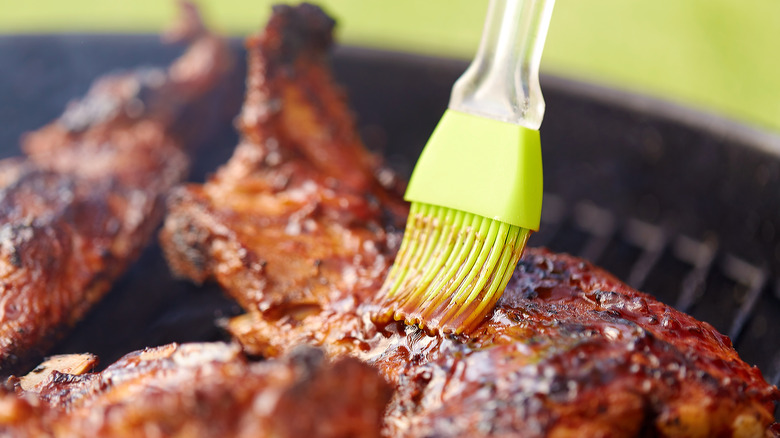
404,109,543,231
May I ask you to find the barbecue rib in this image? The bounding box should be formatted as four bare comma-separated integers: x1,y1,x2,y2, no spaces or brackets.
0,3,235,374
160,4,779,437
1,343,391,437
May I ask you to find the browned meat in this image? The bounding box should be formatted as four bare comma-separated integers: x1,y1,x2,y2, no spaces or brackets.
1,343,391,437
0,4,235,374
160,4,779,437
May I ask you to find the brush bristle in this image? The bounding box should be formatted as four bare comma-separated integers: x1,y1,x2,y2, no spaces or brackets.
374,202,531,335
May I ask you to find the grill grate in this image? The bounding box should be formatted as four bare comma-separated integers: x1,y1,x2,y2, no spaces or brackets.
4,37,777,418
529,193,780,390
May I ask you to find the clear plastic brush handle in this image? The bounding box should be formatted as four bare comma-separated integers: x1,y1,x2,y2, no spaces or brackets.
449,0,555,130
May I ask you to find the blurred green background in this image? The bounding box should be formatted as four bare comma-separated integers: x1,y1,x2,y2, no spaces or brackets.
2,0,779,132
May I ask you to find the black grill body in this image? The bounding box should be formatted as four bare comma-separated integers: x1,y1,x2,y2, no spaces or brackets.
1,37,778,405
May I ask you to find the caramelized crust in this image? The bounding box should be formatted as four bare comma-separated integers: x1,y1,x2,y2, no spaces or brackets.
1,343,391,437
0,6,235,374
160,4,779,437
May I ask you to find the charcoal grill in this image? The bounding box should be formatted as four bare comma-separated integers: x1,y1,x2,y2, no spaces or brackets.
1,36,778,409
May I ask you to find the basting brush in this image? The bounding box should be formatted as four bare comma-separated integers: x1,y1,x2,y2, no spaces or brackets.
374,0,555,335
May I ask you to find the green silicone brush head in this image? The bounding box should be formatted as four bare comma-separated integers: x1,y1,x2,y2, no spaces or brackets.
374,0,554,335
373,111,541,335
375,203,532,334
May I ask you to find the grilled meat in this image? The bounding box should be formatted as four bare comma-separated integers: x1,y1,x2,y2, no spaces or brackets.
160,4,779,437
0,4,235,374
1,343,391,437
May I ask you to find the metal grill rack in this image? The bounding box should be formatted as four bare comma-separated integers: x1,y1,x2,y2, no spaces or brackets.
3,38,779,419
530,195,780,388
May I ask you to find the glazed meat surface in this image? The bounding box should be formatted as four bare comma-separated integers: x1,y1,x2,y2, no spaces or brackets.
160,4,779,438
1,343,391,437
0,5,235,374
